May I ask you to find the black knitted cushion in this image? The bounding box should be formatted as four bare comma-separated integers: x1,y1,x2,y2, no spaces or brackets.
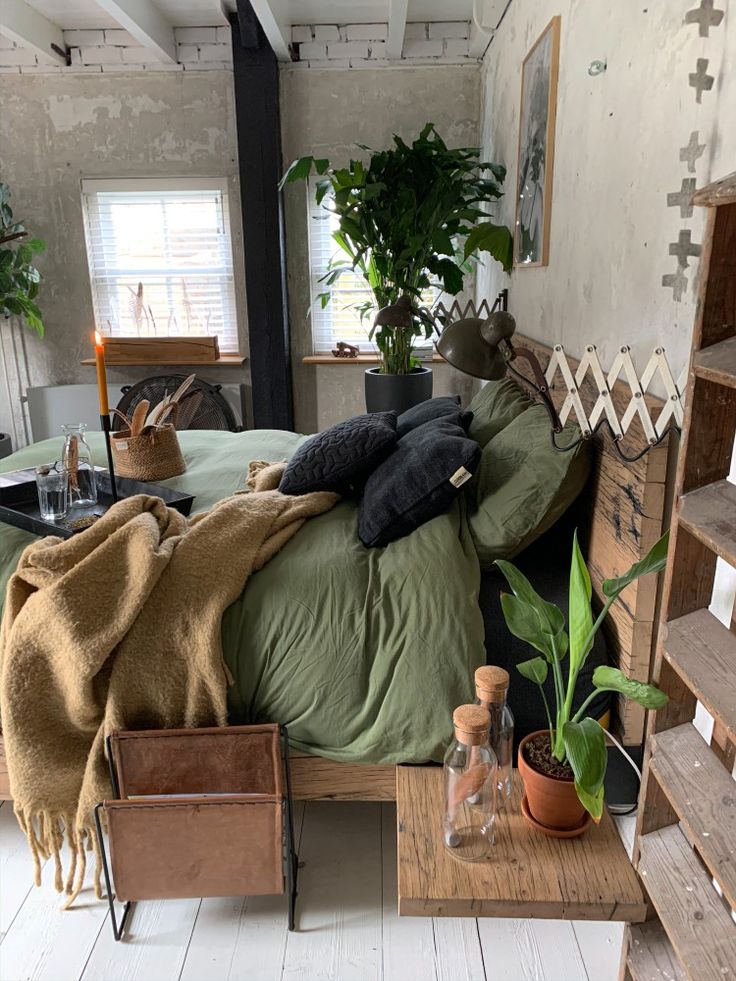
396,395,473,438
279,411,398,495
358,413,481,547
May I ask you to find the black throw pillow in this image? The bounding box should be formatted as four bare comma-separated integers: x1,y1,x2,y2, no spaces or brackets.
396,395,473,438
358,413,481,547
279,411,398,495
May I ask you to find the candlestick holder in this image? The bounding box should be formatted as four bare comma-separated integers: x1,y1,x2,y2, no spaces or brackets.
100,413,118,503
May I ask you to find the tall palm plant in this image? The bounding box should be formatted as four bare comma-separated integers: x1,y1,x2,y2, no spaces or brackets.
280,123,512,375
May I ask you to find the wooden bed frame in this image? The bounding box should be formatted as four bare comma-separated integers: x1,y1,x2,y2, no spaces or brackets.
0,336,671,804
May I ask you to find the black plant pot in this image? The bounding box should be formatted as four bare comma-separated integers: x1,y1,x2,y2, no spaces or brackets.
0,433,12,459
364,367,433,414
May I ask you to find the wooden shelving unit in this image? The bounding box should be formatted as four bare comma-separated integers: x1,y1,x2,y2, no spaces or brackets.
620,172,736,981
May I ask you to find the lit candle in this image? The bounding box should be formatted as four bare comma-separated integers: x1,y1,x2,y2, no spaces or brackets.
94,330,109,417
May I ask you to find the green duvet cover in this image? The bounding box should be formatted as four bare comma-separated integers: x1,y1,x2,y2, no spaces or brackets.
0,430,485,763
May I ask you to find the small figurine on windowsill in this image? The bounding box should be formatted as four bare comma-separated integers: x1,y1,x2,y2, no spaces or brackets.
331,342,360,358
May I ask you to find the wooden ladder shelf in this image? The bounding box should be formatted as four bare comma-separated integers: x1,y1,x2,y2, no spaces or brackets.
621,171,736,981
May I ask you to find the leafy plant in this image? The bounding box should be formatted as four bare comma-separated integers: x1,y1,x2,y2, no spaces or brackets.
0,183,46,336
280,123,513,375
497,531,669,821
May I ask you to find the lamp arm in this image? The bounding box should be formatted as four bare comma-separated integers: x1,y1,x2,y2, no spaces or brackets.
502,343,564,434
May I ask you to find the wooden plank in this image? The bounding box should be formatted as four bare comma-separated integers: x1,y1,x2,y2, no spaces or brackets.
649,723,736,908
397,767,646,921
92,0,176,62
573,920,625,981
697,203,736,352
81,354,246,367
289,753,396,801
625,921,687,981
0,802,41,942
694,335,736,388
638,825,736,981
303,353,444,365
663,609,736,737
679,479,736,567
0,0,68,66
93,336,220,364
280,801,382,981
230,10,293,431
692,171,736,207
477,919,588,981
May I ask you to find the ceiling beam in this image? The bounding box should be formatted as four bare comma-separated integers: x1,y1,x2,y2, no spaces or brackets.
386,0,408,59
0,0,68,66
247,0,291,61
92,0,176,62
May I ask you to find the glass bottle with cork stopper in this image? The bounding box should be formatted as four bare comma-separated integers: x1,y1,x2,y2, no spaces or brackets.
443,704,498,861
475,666,514,807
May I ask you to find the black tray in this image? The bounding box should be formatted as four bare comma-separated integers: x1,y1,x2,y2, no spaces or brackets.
0,468,195,539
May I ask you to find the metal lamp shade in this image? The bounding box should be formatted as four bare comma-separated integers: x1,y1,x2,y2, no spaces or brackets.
436,311,517,380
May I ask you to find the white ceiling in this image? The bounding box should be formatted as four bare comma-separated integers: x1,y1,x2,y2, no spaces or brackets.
23,0,474,30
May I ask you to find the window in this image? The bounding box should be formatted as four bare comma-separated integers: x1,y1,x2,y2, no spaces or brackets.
307,184,436,354
82,178,239,352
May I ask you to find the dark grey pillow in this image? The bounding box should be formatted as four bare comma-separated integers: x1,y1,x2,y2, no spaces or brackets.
396,395,473,438
358,413,481,547
279,411,398,495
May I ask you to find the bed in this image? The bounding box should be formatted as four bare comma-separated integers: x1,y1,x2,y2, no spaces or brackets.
0,335,671,801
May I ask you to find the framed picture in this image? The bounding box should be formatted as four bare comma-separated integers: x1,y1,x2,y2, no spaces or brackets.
514,16,561,267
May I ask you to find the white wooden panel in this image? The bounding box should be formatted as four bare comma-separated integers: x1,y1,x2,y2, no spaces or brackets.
0,0,67,65
92,0,176,61
477,919,588,981
0,802,40,942
572,920,625,981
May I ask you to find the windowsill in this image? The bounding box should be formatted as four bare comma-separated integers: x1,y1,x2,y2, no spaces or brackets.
303,353,445,365
81,354,247,367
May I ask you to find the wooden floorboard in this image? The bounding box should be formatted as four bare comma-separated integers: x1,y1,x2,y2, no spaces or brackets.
0,801,636,980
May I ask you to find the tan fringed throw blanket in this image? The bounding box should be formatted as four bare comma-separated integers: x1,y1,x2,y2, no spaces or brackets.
0,461,337,905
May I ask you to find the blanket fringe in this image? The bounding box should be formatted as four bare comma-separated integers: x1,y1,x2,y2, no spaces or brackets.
14,805,102,909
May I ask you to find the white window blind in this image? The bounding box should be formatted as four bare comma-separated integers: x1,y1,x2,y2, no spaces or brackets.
82,178,239,352
307,183,435,354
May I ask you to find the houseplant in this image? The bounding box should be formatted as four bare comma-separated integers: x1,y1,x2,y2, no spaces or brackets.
280,123,513,412
0,182,46,455
497,530,669,835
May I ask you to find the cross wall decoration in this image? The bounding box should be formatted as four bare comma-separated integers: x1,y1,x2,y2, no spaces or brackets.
544,343,686,444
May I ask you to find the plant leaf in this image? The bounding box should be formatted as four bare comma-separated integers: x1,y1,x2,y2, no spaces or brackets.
575,782,604,823
592,666,669,709
278,156,314,189
463,221,514,273
568,531,594,674
562,718,607,796
495,560,565,637
602,531,669,598
499,593,554,661
517,656,548,686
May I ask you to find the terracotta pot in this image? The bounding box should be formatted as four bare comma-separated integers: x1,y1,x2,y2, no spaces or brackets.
518,730,588,834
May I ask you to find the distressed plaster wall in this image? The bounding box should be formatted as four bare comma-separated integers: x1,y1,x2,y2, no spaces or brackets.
477,0,735,385
280,64,482,433
0,71,248,439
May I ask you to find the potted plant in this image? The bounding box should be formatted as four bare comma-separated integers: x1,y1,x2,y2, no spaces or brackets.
496,530,669,835
0,182,46,456
280,124,513,413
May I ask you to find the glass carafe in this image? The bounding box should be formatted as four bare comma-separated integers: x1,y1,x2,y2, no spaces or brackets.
62,423,97,507
443,704,497,862
475,666,514,808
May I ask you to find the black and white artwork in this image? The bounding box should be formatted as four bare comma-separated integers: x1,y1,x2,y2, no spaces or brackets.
514,17,560,267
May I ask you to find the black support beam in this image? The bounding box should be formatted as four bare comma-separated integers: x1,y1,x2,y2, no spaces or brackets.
231,3,293,431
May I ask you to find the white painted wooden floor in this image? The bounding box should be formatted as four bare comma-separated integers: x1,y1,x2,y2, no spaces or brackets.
0,800,632,981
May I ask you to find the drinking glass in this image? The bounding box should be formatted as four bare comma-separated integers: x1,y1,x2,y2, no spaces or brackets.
35,463,69,522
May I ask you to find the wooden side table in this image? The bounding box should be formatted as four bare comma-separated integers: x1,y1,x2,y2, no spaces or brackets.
397,767,646,921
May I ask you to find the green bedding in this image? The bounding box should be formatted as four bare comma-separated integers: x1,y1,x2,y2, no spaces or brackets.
0,430,484,764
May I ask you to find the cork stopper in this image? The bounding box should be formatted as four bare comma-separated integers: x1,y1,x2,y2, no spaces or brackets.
453,704,490,745
475,665,509,703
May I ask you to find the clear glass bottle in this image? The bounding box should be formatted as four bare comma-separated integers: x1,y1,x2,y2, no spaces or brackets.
443,704,497,862
61,423,97,507
475,666,514,808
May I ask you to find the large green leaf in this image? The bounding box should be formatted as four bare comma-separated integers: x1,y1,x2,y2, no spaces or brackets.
499,594,555,661
575,782,604,822
463,221,513,273
602,531,669,599
568,532,594,674
517,656,548,685
278,156,315,189
592,666,669,709
562,718,607,796
495,560,565,637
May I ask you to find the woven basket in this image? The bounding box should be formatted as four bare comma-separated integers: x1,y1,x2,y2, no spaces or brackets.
110,423,186,482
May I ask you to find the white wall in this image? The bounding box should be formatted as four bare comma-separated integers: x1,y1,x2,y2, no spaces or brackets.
477,0,735,384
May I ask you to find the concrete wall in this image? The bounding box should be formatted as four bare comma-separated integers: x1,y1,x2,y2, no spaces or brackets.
0,71,248,440
476,0,736,385
280,63,482,433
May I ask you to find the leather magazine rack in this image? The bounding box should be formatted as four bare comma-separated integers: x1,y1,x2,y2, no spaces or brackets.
95,724,298,941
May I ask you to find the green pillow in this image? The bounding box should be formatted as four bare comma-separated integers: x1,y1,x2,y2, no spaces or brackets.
467,377,532,447
467,404,591,568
